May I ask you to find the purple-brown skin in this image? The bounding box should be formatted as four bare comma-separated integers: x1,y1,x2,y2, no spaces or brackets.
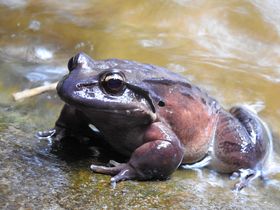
41,52,271,190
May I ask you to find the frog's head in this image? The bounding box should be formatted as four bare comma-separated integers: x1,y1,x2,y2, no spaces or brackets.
57,52,158,121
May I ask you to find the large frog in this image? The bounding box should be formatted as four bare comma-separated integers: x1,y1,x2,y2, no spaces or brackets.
41,52,271,190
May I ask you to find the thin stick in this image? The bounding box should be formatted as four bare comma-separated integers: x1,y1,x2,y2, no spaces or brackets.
13,82,58,101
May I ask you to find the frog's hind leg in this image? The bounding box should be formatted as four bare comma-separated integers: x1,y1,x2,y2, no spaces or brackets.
211,106,271,190
91,122,185,186
229,106,272,167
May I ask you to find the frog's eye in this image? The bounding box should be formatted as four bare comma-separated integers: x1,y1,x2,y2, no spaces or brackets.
100,72,126,95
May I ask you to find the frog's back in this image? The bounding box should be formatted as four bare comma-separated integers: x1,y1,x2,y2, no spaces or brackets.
102,58,188,84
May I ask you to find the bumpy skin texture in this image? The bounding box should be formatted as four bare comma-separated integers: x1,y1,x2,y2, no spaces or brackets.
47,52,271,186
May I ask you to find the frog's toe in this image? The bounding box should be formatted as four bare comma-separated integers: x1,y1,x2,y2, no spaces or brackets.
110,166,138,185
233,169,262,191
36,129,56,139
109,160,122,167
90,163,126,176
91,163,137,186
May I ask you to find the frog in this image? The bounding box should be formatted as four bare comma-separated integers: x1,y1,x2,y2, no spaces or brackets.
39,52,272,190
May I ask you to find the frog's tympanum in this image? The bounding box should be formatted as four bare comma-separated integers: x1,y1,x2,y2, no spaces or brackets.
41,52,272,190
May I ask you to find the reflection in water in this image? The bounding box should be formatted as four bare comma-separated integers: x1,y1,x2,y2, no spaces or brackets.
0,45,55,64
24,65,67,82
0,0,28,9
0,0,280,209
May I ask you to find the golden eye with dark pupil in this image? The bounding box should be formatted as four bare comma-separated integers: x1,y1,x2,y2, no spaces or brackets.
101,73,126,94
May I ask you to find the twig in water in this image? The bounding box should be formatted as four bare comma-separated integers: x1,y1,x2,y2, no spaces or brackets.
12,82,58,101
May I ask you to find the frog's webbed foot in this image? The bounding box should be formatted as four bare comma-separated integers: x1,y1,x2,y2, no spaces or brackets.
232,169,263,191
90,160,126,175
90,163,137,187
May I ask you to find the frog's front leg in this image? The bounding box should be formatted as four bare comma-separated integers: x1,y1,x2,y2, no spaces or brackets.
38,104,100,148
211,106,271,190
90,122,185,184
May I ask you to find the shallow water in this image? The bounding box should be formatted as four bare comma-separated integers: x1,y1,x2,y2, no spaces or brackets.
0,0,280,209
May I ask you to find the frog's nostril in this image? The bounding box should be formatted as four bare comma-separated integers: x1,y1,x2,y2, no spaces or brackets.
68,56,77,71
68,52,92,71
